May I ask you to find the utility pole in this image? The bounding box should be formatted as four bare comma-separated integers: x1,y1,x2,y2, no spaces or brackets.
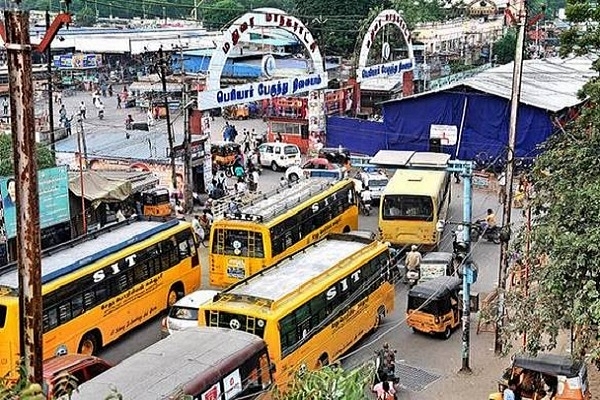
183,83,193,211
77,117,88,166
495,0,527,355
158,46,177,195
45,10,55,151
5,9,43,384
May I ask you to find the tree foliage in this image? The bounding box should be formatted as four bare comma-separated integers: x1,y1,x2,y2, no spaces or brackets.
272,362,374,400
502,68,600,361
492,29,518,64
0,135,55,177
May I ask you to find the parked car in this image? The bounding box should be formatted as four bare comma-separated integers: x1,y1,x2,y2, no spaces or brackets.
285,158,346,182
161,289,219,336
257,142,301,171
360,171,389,201
43,354,112,398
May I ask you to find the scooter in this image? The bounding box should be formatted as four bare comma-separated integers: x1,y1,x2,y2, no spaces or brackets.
359,199,371,216
472,220,501,244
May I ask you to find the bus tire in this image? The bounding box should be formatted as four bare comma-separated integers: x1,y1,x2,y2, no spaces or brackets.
167,284,184,308
318,353,329,368
374,306,386,331
78,330,101,355
342,225,351,233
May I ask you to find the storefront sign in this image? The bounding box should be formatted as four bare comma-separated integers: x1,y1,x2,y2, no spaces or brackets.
0,166,70,239
198,73,328,110
53,53,102,69
357,59,413,82
357,10,415,78
430,124,458,145
203,9,326,104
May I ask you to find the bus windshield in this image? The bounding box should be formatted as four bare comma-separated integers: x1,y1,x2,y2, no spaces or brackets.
382,195,433,221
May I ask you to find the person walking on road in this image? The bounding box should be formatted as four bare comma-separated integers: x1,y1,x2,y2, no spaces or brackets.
243,128,251,152
498,171,507,204
503,378,519,400
2,97,8,115
79,101,87,119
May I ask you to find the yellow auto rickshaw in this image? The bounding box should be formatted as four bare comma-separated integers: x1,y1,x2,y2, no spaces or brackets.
142,187,172,217
223,104,249,120
211,141,241,171
406,276,461,340
488,353,591,400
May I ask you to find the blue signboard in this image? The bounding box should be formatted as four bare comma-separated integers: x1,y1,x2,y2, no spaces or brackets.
0,166,71,239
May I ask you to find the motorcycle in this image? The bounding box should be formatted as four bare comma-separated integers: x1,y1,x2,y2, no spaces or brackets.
374,345,398,385
472,220,501,244
359,199,371,216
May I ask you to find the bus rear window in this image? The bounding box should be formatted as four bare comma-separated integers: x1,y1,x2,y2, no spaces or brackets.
206,310,266,338
212,229,264,258
0,305,6,328
382,195,433,221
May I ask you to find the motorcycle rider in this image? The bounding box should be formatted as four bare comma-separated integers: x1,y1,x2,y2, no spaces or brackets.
378,342,396,382
404,245,422,284
360,186,372,214
484,208,497,232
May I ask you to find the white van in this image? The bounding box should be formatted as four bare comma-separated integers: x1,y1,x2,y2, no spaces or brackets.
258,142,301,171
361,171,389,201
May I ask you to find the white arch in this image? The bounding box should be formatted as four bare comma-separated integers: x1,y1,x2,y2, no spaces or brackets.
357,9,414,68
205,8,325,92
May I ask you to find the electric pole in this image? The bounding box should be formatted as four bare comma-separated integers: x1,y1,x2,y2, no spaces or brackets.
46,10,55,151
158,46,177,196
495,0,527,355
5,9,43,384
183,82,193,211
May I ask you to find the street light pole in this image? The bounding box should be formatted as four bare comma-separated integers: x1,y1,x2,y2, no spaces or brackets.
495,0,527,355
45,10,55,151
158,46,177,196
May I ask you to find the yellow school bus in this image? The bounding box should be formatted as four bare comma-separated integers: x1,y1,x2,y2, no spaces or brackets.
0,219,201,381
209,178,359,287
379,168,450,251
199,233,395,387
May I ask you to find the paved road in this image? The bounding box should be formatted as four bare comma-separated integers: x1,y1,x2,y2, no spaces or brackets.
44,90,522,399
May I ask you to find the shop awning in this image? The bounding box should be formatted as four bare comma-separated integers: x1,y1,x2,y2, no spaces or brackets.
69,171,132,206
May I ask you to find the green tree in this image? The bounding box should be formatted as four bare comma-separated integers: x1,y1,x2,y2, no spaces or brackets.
492,29,518,64
502,69,600,361
0,135,55,177
76,6,97,27
272,362,374,399
201,0,246,29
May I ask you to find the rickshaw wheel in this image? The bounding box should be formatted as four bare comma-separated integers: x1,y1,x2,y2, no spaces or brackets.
442,326,452,340
411,327,420,334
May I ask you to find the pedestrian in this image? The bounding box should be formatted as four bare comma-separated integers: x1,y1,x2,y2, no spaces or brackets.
234,163,245,179
279,176,288,188
2,97,8,115
56,91,62,105
231,125,238,142
503,378,519,400
222,121,230,141
92,91,100,107
243,128,251,152
235,177,247,194
117,95,122,109
251,168,259,192
498,170,507,204
251,128,259,149
146,108,154,126
372,380,396,400
192,215,204,241
79,101,87,119
63,115,73,136
108,84,113,97
276,132,283,142
125,114,134,130
59,104,67,121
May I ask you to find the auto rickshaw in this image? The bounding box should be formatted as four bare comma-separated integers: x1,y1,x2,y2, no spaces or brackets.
406,276,462,339
142,187,172,217
211,141,241,173
222,104,249,120
488,353,591,400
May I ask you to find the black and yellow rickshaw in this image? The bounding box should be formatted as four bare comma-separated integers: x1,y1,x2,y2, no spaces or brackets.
142,187,172,217
489,354,591,400
211,141,241,171
406,276,462,340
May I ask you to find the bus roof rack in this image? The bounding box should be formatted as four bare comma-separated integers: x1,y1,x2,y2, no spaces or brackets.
219,178,336,223
370,150,450,169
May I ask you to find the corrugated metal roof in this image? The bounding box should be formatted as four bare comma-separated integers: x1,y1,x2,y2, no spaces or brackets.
391,57,594,112
54,125,185,162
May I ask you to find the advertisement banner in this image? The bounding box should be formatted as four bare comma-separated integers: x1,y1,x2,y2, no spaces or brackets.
307,90,326,154
53,54,102,70
198,72,328,110
0,166,71,239
357,59,414,83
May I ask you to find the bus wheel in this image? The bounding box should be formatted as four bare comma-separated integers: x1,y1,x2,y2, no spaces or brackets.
442,326,452,340
318,353,329,368
342,225,351,233
78,331,100,355
167,286,183,307
374,306,386,331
